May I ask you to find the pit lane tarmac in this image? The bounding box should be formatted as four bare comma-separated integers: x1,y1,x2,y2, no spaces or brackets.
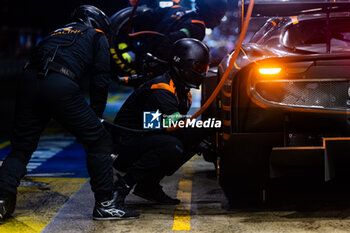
2,90,350,232
2,156,350,232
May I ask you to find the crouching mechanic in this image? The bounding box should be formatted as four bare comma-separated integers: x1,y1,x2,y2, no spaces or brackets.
111,38,212,206
0,5,138,220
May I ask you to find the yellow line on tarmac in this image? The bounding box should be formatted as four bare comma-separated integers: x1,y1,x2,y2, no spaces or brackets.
107,94,121,102
172,165,194,231
0,140,10,150
0,177,87,233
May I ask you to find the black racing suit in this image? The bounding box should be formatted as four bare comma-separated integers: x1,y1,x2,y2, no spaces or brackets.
154,6,206,40
0,22,114,202
135,5,206,58
112,72,207,187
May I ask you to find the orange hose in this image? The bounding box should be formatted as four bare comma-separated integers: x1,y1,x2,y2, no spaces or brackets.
128,31,165,37
127,0,141,34
241,0,244,31
166,0,255,132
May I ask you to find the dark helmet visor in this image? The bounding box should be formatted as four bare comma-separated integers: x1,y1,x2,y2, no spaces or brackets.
193,61,209,74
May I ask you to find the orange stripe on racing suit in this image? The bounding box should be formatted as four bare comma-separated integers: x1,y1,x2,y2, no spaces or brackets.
191,20,206,28
187,92,192,105
150,79,176,94
150,78,191,108
94,28,104,34
124,76,129,84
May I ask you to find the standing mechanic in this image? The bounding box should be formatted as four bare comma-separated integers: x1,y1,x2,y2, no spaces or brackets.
0,5,138,220
111,38,211,206
114,0,227,86
137,0,227,59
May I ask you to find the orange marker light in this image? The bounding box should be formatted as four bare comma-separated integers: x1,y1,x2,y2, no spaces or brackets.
259,68,282,75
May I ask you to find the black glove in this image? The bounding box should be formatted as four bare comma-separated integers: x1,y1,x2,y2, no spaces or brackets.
91,104,105,118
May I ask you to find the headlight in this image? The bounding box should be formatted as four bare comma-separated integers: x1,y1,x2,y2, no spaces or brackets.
258,67,282,75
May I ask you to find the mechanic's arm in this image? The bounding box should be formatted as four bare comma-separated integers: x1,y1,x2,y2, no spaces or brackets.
90,34,112,118
158,21,205,58
134,8,160,30
171,20,206,41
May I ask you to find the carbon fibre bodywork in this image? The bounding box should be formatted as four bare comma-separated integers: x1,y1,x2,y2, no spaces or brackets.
202,5,350,204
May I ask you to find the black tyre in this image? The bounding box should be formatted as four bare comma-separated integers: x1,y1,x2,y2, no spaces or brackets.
109,7,167,79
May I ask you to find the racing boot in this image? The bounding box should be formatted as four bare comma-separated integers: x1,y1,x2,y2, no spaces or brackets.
133,183,180,205
93,189,139,220
0,193,16,220
114,177,133,205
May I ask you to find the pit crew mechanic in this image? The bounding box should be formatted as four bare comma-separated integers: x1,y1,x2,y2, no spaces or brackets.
0,5,138,221
133,0,227,59
112,38,212,206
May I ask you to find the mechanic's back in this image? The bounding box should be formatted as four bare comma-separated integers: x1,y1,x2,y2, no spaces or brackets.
33,22,109,80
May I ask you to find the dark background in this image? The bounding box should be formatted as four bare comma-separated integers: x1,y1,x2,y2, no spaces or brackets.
0,0,234,33
1,0,147,30
0,0,154,59
0,0,238,60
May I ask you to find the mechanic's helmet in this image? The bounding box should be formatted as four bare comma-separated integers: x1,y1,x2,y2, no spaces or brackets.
72,5,111,35
170,38,210,89
195,0,227,29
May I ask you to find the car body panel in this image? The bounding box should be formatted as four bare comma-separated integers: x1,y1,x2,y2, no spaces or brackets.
201,3,350,202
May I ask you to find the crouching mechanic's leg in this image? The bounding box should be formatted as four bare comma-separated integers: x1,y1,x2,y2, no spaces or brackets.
114,134,186,205
130,128,216,205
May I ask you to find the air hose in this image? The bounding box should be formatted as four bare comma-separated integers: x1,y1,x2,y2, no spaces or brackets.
128,31,165,37
126,0,141,34
166,0,255,132
100,118,166,134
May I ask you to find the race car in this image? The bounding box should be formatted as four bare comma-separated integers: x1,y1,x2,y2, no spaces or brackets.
201,1,350,205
